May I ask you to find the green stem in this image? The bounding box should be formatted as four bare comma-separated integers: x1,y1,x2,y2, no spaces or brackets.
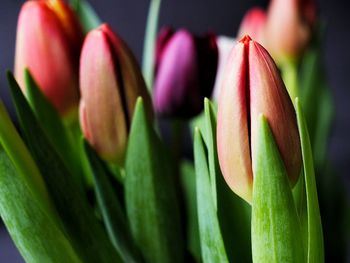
281,61,299,101
171,119,184,165
142,0,162,91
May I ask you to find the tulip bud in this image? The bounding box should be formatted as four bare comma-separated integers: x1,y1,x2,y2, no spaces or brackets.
264,0,317,64
153,28,218,118
237,7,266,44
14,0,83,115
217,35,301,202
79,24,152,163
212,36,235,100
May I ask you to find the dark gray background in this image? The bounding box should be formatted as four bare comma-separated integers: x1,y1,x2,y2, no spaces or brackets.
1,0,349,261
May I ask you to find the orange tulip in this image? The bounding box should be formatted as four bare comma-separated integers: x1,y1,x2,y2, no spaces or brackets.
14,0,83,115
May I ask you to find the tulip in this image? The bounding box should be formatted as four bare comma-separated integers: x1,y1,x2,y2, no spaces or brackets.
217,35,301,202
264,0,317,64
212,36,235,99
237,7,266,44
14,0,83,115
79,24,152,163
153,28,218,118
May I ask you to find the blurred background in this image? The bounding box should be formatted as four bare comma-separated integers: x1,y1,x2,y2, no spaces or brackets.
1,0,349,261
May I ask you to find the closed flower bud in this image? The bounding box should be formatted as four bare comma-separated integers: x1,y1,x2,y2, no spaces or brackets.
217,35,301,202
237,7,266,44
153,28,218,118
212,36,235,100
79,24,152,163
14,0,83,115
264,0,317,64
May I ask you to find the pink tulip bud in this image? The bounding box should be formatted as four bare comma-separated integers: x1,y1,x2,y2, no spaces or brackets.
237,7,267,44
153,28,218,118
14,0,83,115
217,35,301,202
264,0,317,63
79,24,152,163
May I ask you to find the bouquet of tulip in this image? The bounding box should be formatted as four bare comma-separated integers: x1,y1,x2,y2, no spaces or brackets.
0,0,348,262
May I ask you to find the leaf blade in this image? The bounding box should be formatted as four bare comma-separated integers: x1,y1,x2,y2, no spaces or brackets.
251,115,304,263
0,100,52,215
84,141,143,263
125,98,184,263
7,72,120,263
0,147,81,263
202,98,252,262
194,128,229,263
295,98,324,263
24,69,83,184
70,0,102,33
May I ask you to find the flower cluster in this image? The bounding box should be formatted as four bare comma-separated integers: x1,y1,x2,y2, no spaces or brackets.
0,0,342,262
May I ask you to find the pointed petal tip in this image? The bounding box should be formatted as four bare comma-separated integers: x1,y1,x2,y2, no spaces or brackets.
98,23,112,33
239,35,252,45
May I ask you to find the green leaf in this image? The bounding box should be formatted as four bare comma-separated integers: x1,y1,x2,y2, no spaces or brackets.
295,98,324,263
125,98,184,263
292,172,308,254
70,0,102,33
84,141,144,263
0,100,53,216
203,99,218,208
299,37,334,170
194,128,229,263
251,115,304,263
24,69,83,184
180,161,201,262
7,73,120,263
0,147,82,263
202,99,252,263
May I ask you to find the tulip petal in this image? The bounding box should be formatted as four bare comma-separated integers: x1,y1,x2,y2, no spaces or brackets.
249,40,301,186
80,28,128,163
155,27,174,72
212,36,235,99
101,24,153,122
265,0,316,63
217,38,253,202
153,30,200,117
14,1,81,115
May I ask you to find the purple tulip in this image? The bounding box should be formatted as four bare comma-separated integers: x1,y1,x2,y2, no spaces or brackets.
153,28,218,118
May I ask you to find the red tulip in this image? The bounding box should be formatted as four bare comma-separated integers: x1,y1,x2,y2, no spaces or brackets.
264,0,317,63
217,35,301,202
79,24,152,163
237,7,266,44
14,0,83,115
153,28,218,118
